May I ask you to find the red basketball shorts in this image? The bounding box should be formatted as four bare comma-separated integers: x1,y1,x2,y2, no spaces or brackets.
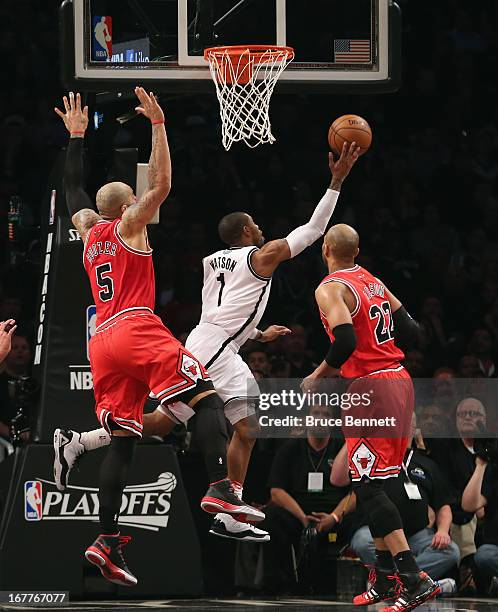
343,366,414,482
89,311,210,436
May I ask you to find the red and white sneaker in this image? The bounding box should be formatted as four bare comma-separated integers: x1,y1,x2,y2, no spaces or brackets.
379,571,440,612
353,567,398,606
200,478,264,522
85,534,137,587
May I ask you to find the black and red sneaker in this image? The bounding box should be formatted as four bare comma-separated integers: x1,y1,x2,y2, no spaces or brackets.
353,567,398,606
85,534,137,587
379,571,440,612
200,478,264,523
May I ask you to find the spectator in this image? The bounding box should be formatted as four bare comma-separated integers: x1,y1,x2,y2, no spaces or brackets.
0,333,32,440
349,416,460,582
418,404,453,440
261,404,351,592
458,355,482,378
403,349,427,378
280,324,317,378
438,397,488,593
246,349,271,377
462,454,498,595
468,328,497,377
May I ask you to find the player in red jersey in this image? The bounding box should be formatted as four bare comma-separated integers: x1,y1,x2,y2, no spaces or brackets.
53,90,262,586
304,224,440,612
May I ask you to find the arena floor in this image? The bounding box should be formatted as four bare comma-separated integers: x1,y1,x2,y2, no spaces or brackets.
1,598,498,611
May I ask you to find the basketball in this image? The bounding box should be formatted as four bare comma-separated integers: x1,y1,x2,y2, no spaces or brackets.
328,114,372,156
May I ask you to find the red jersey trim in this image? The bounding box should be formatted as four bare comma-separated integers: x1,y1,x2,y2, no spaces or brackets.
320,278,361,318
114,222,153,256
96,306,154,332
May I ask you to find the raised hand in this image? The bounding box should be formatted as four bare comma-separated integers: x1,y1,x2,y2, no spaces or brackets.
329,141,361,184
134,87,164,123
54,92,89,135
0,319,16,362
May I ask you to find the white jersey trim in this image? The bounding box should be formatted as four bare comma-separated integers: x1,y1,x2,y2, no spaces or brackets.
362,365,405,377
96,306,154,331
115,222,153,256
247,247,272,281
321,278,361,318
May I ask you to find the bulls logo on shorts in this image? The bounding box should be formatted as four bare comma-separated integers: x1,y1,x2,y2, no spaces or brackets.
350,440,377,479
179,352,203,383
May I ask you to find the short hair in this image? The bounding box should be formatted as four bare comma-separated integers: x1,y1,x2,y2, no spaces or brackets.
218,212,249,246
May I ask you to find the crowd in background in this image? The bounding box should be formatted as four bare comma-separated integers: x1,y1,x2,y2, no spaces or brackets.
0,0,498,599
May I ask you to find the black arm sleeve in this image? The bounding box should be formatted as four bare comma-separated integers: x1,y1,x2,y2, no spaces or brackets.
392,306,421,348
325,323,357,368
64,138,94,217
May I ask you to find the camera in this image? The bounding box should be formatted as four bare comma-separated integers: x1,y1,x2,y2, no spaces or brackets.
474,437,498,467
9,376,38,446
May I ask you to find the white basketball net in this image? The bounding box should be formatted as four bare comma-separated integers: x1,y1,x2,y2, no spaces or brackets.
205,47,294,151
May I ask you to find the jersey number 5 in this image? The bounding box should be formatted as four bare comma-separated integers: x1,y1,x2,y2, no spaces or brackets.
96,263,114,302
369,301,394,345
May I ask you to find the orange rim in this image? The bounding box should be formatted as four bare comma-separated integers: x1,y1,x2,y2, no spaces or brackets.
204,45,295,62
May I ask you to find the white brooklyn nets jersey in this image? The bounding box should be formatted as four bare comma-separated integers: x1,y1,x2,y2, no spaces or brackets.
199,245,272,354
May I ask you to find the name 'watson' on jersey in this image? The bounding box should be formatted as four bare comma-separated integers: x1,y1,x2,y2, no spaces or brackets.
200,246,272,346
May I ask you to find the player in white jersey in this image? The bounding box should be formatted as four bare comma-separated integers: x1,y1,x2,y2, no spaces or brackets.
54,142,359,541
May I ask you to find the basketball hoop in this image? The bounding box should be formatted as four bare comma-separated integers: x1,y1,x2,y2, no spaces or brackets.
204,45,294,151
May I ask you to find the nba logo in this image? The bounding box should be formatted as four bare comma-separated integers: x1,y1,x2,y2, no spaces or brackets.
24,481,43,521
86,305,97,361
92,16,112,61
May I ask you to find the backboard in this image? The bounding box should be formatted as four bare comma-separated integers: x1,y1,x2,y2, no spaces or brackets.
61,0,401,93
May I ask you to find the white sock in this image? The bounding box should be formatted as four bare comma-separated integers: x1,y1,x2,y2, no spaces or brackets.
231,481,243,500
80,428,111,451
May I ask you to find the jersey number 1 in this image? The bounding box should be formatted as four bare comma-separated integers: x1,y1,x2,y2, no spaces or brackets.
96,263,114,302
369,301,394,344
216,273,225,306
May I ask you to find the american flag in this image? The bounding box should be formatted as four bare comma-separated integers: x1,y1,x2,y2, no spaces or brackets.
334,39,371,64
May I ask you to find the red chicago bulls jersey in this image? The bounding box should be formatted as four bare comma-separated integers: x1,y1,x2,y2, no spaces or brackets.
318,264,404,378
83,219,155,328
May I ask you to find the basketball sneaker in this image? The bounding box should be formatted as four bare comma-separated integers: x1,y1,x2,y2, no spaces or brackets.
353,567,398,606
200,478,265,522
85,534,137,587
53,428,85,491
379,571,440,612
209,513,270,542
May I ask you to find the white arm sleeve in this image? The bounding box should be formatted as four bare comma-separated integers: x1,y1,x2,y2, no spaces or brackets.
285,189,340,257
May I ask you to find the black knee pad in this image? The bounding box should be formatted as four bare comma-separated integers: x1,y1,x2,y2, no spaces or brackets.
189,392,229,441
190,391,225,413
177,378,215,405
354,478,403,538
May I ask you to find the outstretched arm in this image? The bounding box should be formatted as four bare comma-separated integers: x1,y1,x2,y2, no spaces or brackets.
120,88,171,237
250,142,360,278
54,92,101,240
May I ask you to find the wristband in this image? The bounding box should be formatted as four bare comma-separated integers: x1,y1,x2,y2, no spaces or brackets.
70,131,85,135
331,512,340,524
151,120,165,125
249,328,263,341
